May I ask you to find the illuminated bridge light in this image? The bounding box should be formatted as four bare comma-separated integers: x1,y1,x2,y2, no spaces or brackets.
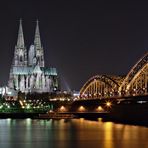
59,106,67,112
78,106,86,112
106,101,112,107
96,106,104,112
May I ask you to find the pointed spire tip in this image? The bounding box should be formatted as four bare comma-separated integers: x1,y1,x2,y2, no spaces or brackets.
17,18,24,48
19,18,22,23
34,19,41,48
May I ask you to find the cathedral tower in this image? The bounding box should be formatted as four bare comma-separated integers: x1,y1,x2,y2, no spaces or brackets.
33,20,45,67
13,19,27,66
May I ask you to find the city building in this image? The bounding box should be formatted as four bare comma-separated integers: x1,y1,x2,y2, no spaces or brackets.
8,20,59,93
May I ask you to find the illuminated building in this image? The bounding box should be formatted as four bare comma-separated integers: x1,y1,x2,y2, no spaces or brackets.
8,20,59,93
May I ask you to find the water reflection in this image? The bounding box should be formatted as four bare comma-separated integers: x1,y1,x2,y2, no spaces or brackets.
0,119,148,148
104,122,114,148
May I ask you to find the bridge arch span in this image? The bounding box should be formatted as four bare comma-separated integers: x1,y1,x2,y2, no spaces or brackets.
119,52,148,96
80,75,123,99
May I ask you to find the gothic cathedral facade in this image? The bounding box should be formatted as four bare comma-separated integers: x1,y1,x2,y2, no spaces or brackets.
8,20,59,93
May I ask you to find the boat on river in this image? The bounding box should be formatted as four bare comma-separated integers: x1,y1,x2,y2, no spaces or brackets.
38,112,75,119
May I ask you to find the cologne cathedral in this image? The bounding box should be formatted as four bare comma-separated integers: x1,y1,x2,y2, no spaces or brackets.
8,20,59,93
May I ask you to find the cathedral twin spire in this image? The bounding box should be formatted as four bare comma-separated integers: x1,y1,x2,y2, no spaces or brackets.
16,19,42,49
15,19,44,67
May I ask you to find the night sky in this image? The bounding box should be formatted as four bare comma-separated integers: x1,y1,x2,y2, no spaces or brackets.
0,0,147,91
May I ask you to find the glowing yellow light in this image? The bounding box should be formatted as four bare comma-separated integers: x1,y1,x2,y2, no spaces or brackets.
78,106,85,112
98,118,102,122
97,106,103,112
59,106,66,112
106,101,111,107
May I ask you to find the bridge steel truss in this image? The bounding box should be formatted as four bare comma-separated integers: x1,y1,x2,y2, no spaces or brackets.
80,52,148,99
119,52,148,96
80,75,121,99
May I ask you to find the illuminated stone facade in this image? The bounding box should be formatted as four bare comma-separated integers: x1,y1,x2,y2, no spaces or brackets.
8,20,59,93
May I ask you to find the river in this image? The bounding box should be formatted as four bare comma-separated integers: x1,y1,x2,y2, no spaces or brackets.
0,118,148,148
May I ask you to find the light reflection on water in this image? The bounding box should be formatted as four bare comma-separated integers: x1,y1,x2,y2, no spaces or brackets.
0,119,148,148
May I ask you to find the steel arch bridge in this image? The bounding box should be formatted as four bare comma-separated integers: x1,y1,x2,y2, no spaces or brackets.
80,75,124,99
119,52,148,96
79,52,148,99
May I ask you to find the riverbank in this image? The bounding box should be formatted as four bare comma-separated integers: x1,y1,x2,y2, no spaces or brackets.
0,113,39,119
